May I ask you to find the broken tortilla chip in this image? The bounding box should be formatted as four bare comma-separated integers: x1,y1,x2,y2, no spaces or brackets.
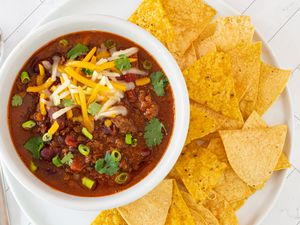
176,44,197,70
228,42,262,101
183,51,243,121
117,179,173,225
219,125,287,188
175,143,226,203
181,191,219,225
91,209,127,225
165,180,195,225
129,0,174,46
161,0,216,56
255,62,291,115
203,191,238,225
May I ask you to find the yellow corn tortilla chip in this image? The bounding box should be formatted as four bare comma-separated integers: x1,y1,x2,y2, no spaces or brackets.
219,125,287,188
208,138,252,203
117,179,173,225
175,143,227,203
183,51,243,121
176,44,197,70
91,209,127,225
181,191,220,225
165,180,195,225
186,101,225,145
243,111,291,171
255,62,291,115
161,0,216,56
208,16,255,52
230,199,246,211
218,118,244,130
228,42,262,100
203,191,238,225
129,0,174,46
194,23,217,58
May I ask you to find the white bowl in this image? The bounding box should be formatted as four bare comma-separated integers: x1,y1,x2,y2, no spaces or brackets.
0,15,189,211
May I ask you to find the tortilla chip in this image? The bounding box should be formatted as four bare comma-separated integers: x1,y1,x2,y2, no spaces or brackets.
165,180,195,225
203,191,238,225
161,0,216,56
218,118,244,130
194,23,217,58
255,62,291,115
274,153,291,171
219,125,287,188
181,191,219,225
230,199,246,211
243,111,291,171
129,0,174,46
186,101,225,145
176,44,197,70
228,42,262,100
91,209,127,225
175,143,226,203
208,138,252,203
210,16,255,52
118,179,173,225
183,51,243,121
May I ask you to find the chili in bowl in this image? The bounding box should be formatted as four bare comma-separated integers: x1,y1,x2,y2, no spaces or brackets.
0,15,189,210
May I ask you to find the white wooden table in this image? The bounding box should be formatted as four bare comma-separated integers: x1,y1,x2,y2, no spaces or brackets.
1,0,300,224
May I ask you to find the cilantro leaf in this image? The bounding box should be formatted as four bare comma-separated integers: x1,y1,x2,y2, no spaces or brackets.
24,136,44,159
62,99,74,107
150,71,169,96
95,152,119,176
82,68,93,75
61,152,74,166
144,118,165,148
115,54,131,71
88,102,102,116
67,43,89,59
12,94,23,107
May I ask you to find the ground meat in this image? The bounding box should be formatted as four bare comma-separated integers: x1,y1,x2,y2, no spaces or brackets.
70,156,86,172
137,90,158,120
112,116,137,134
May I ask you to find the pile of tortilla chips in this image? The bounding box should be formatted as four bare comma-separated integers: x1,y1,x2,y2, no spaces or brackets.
92,0,292,224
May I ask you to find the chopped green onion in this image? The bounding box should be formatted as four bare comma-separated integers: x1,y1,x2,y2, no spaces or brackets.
104,39,116,49
142,60,152,70
52,155,63,167
22,120,36,129
132,138,138,147
29,161,38,172
78,144,90,156
115,172,129,184
62,99,74,107
87,102,102,116
20,71,30,83
59,39,69,47
61,152,73,166
111,150,121,162
11,94,23,107
125,133,133,145
82,127,93,140
42,132,52,142
82,177,95,189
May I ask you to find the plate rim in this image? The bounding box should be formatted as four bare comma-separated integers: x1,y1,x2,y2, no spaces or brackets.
3,0,295,225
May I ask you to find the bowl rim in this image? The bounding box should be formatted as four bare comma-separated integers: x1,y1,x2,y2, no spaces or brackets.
0,14,190,211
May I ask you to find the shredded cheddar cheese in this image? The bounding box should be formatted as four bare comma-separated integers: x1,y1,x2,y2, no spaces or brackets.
78,86,93,132
48,121,59,135
27,78,53,93
36,64,45,85
39,93,47,116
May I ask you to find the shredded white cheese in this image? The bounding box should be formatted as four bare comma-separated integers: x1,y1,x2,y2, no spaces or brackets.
95,106,127,120
51,56,60,81
108,47,138,61
52,106,74,119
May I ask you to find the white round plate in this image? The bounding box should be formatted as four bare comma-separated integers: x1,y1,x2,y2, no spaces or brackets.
3,0,294,225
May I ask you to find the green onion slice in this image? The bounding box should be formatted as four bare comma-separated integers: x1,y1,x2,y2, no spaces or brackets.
82,127,93,140
111,149,121,162
115,172,129,184
52,155,63,167
104,39,116,49
125,133,133,145
20,71,30,83
22,120,36,129
42,132,52,142
78,144,90,156
82,177,95,189
30,161,38,172
142,60,152,70
59,39,69,47
132,138,138,147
